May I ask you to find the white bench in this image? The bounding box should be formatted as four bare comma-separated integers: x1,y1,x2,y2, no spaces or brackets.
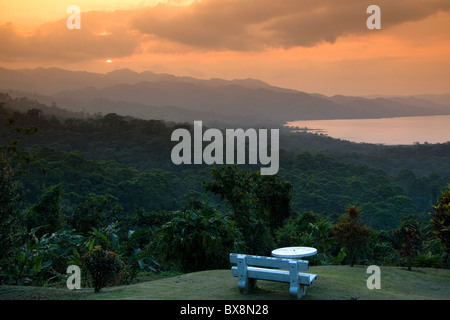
229,253,317,299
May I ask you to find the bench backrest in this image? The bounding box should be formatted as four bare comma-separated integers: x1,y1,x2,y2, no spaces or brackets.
229,253,309,271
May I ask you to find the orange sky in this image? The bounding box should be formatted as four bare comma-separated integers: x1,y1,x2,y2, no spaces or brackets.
1,0,450,96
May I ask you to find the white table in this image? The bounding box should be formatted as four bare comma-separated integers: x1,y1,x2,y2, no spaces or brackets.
271,246,317,259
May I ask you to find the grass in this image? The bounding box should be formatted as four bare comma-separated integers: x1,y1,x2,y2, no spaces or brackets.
1,265,449,300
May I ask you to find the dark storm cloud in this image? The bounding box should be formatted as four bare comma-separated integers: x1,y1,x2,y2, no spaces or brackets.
131,0,450,50
1,0,449,63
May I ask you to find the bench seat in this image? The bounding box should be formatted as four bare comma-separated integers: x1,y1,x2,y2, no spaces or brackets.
231,266,317,285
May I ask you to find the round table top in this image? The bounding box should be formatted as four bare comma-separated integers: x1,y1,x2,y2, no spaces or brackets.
271,246,317,259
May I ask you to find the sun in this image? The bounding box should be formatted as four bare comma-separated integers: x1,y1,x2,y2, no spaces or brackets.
106,59,112,63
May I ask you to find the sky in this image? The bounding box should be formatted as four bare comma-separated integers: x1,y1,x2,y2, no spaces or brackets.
1,0,450,96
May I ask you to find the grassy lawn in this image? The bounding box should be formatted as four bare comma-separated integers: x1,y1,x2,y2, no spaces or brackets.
1,265,449,300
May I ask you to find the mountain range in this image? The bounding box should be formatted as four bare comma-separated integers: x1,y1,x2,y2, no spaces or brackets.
1,66,449,127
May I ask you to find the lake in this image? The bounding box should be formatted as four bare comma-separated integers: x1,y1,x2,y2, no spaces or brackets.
285,115,450,145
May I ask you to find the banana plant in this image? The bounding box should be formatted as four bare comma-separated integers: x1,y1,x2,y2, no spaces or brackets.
8,241,54,286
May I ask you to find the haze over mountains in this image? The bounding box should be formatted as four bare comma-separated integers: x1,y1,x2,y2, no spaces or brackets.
1,66,449,126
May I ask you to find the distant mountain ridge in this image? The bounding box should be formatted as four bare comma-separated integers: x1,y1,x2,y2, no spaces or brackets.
0,66,290,95
1,66,449,126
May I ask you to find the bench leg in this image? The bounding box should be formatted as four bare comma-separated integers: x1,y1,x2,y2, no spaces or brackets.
237,254,257,294
289,260,307,299
238,278,257,294
290,284,307,299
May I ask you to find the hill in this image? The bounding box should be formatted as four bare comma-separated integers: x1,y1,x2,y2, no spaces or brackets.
1,266,449,300
1,66,450,126
1,95,449,230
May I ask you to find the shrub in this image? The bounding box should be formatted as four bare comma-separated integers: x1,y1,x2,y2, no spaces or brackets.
430,185,450,256
153,202,244,272
392,217,422,271
82,247,124,292
89,225,159,284
275,211,335,265
414,251,445,268
332,206,370,267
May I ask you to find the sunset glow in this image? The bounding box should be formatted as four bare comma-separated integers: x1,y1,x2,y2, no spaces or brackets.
1,0,449,95
0,2,449,300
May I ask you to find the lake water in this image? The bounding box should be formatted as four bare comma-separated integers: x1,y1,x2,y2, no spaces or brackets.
285,115,450,145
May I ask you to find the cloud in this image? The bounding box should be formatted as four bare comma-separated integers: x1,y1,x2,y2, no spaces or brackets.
0,10,141,62
131,0,450,50
1,0,449,65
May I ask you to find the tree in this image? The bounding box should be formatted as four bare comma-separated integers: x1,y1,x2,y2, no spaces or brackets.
332,206,370,267
202,166,264,254
0,109,36,264
69,194,123,235
430,185,450,261
254,174,293,229
392,216,422,271
0,152,22,264
202,165,292,255
25,184,65,237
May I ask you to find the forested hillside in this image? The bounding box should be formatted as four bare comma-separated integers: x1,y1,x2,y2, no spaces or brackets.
1,93,449,228
1,93,449,288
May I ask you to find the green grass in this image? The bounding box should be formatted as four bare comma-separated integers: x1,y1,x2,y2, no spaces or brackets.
1,266,449,300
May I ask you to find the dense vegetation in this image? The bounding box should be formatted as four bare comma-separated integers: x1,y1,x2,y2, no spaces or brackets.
0,93,449,291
